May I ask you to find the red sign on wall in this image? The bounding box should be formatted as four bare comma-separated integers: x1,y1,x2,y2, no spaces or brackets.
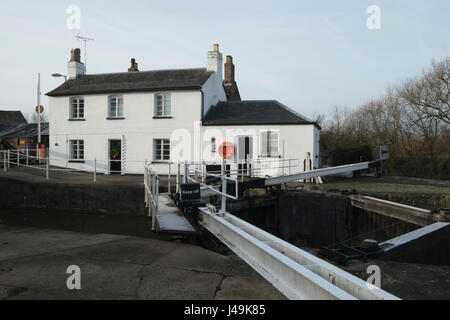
218,142,235,159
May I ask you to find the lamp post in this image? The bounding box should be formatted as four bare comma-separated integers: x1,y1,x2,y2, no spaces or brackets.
51,73,67,81
37,73,41,161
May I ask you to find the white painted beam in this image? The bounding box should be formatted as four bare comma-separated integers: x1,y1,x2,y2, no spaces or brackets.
381,222,450,251
265,162,373,186
198,207,400,300
350,195,433,226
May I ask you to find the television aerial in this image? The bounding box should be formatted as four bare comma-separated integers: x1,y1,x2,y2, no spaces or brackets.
75,33,95,72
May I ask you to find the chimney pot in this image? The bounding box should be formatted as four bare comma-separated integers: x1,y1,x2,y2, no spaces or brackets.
68,48,85,80
70,48,81,63
128,58,139,72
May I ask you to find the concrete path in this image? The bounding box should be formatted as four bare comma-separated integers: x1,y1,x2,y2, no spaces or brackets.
156,194,196,234
0,225,285,300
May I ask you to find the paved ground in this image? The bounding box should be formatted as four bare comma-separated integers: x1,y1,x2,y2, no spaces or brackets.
286,176,450,210
0,165,144,186
0,225,285,300
315,176,450,195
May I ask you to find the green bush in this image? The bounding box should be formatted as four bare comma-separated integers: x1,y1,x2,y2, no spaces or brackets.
388,156,450,180
329,145,374,166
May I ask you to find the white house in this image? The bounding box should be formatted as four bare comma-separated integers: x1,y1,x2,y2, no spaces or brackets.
47,45,320,176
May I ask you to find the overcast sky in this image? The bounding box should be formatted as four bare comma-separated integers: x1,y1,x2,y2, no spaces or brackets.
0,0,449,120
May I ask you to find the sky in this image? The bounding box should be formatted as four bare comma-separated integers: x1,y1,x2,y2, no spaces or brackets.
0,0,449,121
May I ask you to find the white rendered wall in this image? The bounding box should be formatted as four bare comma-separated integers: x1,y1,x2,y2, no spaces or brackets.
49,90,204,175
202,71,227,117
48,74,316,176
200,124,319,177
67,61,85,80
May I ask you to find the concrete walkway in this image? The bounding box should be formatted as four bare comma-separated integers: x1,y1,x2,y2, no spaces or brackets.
0,165,144,186
0,225,285,300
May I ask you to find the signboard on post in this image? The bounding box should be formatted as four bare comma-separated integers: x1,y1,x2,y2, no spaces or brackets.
375,146,389,160
35,105,44,114
218,142,235,159
180,183,200,201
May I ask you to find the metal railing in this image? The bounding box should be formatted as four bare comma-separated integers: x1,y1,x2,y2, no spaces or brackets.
1,149,50,179
143,159,241,231
0,148,154,182
143,157,300,217
185,160,239,213
184,158,300,180
144,162,159,231
0,148,101,181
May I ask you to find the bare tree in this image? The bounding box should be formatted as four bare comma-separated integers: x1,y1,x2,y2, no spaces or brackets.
398,58,450,125
26,112,48,124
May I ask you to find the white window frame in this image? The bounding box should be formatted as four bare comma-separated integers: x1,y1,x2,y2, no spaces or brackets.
153,139,170,162
70,97,84,119
259,130,280,158
154,93,172,117
108,96,124,118
69,140,84,160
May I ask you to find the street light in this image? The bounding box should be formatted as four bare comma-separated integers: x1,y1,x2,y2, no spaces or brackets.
52,73,67,81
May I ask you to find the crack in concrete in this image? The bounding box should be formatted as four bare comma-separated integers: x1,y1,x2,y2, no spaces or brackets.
213,274,227,299
134,265,146,299
156,265,229,299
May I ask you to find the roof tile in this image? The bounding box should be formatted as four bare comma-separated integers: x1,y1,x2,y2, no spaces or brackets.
203,100,318,126
47,68,213,97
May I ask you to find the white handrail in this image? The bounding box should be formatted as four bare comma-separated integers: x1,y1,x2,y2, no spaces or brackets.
185,161,239,213
144,163,161,231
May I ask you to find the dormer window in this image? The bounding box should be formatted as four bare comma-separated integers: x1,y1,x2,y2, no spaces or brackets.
70,97,84,120
108,96,124,119
154,93,171,117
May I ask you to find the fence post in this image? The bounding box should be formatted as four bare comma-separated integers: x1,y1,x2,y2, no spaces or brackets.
94,158,97,182
156,177,159,211
201,162,205,185
3,151,6,172
144,160,148,206
184,162,189,184
46,157,49,180
220,159,227,214
26,149,29,166
168,163,171,194
151,174,156,231
17,149,19,167
176,161,180,193
247,155,251,178
7,150,10,168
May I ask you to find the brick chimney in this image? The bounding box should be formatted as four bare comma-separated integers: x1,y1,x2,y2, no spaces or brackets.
67,48,85,80
223,55,241,101
224,56,235,83
128,58,139,72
